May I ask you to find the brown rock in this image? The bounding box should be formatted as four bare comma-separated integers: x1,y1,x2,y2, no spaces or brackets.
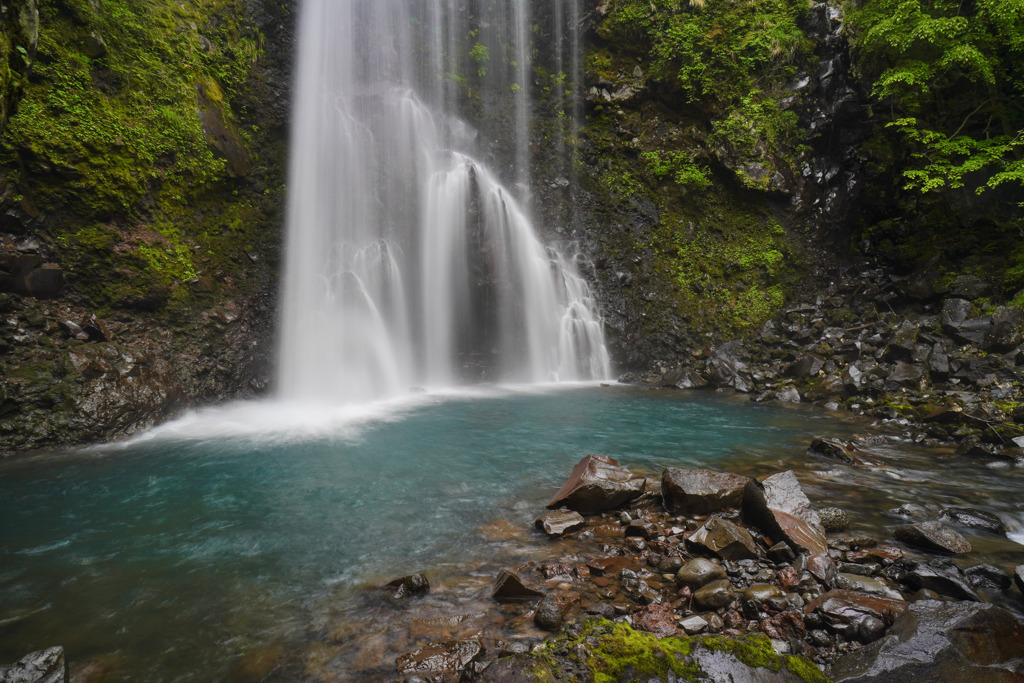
687,517,762,561
693,579,737,610
587,556,637,577
547,454,645,514
662,468,749,514
632,602,680,638
806,553,837,586
847,546,904,565
806,438,881,466
743,472,827,555
492,569,543,602
395,639,481,677
804,590,908,634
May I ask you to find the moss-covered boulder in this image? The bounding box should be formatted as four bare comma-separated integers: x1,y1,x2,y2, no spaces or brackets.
478,620,831,682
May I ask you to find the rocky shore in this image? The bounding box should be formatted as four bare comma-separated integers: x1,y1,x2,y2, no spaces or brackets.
622,261,1024,464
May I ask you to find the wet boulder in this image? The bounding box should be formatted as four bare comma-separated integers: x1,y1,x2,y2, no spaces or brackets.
1015,565,1024,596
743,471,827,555
533,596,565,631
819,507,850,532
937,507,1006,535
0,647,67,683
676,558,728,590
693,579,737,610
661,468,749,514
804,590,908,643
964,563,1012,593
893,521,972,554
828,600,1024,682
535,509,585,537
786,353,825,378
904,560,980,602
687,517,762,561
546,454,644,514
806,438,880,466
383,573,430,603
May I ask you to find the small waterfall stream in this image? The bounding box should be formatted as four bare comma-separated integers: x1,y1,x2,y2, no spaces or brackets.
278,0,608,403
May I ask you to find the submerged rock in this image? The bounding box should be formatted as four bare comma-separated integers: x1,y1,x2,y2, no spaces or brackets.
828,600,1024,682
383,573,430,603
937,507,1006,535
546,454,645,514
0,647,67,683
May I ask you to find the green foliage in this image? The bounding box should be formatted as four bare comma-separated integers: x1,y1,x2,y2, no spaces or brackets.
850,0,1024,197
642,150,711,189
469,42,489,76
600,0,812,104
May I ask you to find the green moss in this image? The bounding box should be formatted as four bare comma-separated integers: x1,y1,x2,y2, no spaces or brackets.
521,621,831,683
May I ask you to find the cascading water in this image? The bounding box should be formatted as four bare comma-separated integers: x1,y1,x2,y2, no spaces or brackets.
278,0,608,403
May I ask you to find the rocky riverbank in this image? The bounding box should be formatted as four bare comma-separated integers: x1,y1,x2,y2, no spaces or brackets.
622,260,1024,464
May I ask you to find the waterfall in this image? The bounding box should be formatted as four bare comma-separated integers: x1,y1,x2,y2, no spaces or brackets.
277,0,609,403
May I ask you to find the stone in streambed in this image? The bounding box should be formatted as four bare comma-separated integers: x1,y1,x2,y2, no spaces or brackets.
742,584,784,603
834,573,903,601
492,569,543,602
687,517,762,561
806,437,880,466
829,600,1024,682
743,471,827,555
819,506,850,532
395,639,482,677
0,647,67,683
631,602,679,638
1013,565,1024,596
384,573,429,603
937,507,1006,535
535,509,585,537
904,561,980,602
546,454,644,514
693,579,736,610
533,596,565,631
676,558,728,590
804,590,908,643
964,563,1011,593
661,468,749,514
893,521,972,554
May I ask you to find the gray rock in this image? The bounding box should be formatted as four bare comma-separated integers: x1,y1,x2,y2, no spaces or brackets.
0,648,66,683
535,509,585,537
693,579,737,610
941,298,973,329
1014,565,1024,596
687,517,762,561
661,468,749,514
533,597,564,630
937,507,1006,535
904,561,980,602
384,573,430,602
829,600,1024,682
679,615,709,634
893,521,972,554
818,507,850,532
835,573,903,600
787,353,825,378
964,563,1011,592
395,639,482,677
703,340,754,392
676,558,728,589
804,590,908,642
546,454,644,514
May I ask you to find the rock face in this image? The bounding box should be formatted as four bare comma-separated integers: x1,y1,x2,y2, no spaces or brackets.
828,600,1024,682
546,455,645,514
661,468,749,514
893,521,972,554
0,647,66,683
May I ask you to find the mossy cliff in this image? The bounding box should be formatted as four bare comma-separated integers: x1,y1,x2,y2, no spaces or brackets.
0,0,294,455
529,0,1022,373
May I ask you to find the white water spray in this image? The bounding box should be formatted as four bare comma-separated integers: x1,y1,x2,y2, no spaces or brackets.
278,0,609,403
